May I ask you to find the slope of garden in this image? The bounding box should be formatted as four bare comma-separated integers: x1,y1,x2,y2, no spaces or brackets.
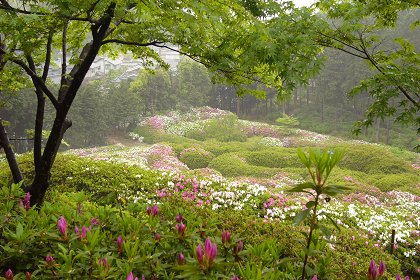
0,107,418,279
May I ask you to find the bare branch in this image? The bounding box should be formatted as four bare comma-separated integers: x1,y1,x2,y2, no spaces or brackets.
42,33,53,81
0,3,99,23
100,39,164,46
61,21,68,85
6,55,59,109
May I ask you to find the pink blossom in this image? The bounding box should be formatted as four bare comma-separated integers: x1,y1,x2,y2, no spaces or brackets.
5,269,13,280
178,253,185,265
45,255,55,265
117,235,124,253
57,216,67,237
378,260,386,276
368,259,377,280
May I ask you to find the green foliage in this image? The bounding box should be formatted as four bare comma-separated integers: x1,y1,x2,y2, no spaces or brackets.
338,144,412,174
0,154,162,204
327,228,401,279
316,0,420,132
1,182,404,280
179,147,215,169
276,114,300,126
201,115,248,142
208,153,279,178
289,148,348,279
243,148,302,168
369,173,419,194
134,125,198,146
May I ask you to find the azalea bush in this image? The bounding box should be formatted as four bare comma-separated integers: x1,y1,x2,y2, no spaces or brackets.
0,182,409,280
1,107,419,279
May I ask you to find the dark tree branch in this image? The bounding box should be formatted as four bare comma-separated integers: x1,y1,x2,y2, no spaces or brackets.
42,33,53,82
100,39,164,46
317,41,369,59
0,119,24,185
6,55,59,109
317,31,365,56
0,2,99,23
357,34,419,107
61,21,68,86
26,55,36,72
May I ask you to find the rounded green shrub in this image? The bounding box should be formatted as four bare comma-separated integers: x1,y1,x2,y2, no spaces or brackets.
243,148,302,168
208,153,280,178
371,173,419,194
179,147,215,169
338,144,412,174
203,115,248,142
185,128,207,141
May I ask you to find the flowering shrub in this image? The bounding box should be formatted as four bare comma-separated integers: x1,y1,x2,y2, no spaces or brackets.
258,136,286,147
2,108,419,279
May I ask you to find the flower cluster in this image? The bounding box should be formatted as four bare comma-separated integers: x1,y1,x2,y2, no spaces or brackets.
197,238,217,271
258,137,287,147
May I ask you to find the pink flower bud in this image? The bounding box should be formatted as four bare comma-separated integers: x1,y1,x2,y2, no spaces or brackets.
396,274,401,280
176,223,186,236
232,276,240,280
80,226,88,239
378,260,386,276
57,216,67,237
25,272,31,280
368,259,377,280
117,235,124,253
91,217,99,225
155,233,161,241
45,255,55,265
176,214,183,223
196,244,204,264
152,205,159,216
222,231,231,244
178,253,185,265
5,269,13,280
312,275,318,280
126,272,138,280
24,192,31,209
235,240,244,254
98,258,110,272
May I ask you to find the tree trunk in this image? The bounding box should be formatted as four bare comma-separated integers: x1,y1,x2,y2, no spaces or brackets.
0,119,24,185
321,92,324,123
375,118,381,143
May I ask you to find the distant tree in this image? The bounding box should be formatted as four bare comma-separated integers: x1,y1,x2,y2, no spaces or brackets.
129,68,173,115
175,59,212,110
315,0,420,133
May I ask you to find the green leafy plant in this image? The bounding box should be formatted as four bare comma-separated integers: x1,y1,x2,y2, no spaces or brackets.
289,148,348,280
276,114,300,127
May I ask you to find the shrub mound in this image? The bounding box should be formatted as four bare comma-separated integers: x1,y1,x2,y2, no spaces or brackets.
179,147,215,169
338,144,412,174
208,153,280,178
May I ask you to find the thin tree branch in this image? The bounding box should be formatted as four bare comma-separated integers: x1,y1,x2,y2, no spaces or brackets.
42,33,53,82
61,21,68,85
317,31,365,56
100,39,164,46
0,2,99,23
358,34,419,107
5,55,59,109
